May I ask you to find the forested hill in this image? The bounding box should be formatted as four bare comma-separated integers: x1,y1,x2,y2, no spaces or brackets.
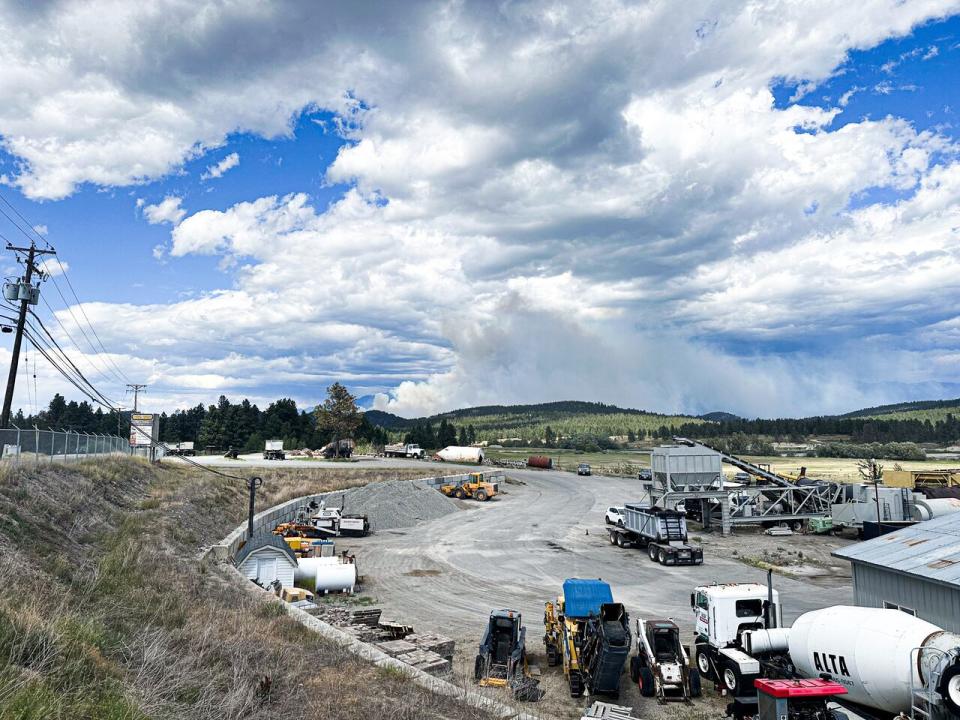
840,398,960,420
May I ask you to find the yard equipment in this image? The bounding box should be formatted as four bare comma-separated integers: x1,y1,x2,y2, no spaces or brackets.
544,579,631,698
754,679,848,720
630,617,701,702
263,439,285,460
439,472,499,501
474,609,541,701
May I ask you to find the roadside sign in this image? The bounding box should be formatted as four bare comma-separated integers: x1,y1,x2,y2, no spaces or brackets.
129,413,158,447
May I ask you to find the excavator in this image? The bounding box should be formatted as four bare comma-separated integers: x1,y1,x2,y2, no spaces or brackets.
439,472,499,501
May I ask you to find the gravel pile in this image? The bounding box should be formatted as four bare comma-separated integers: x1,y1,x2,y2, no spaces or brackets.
332,478,459,531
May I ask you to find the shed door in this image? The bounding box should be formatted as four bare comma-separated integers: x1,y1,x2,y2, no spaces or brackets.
257,557,278,583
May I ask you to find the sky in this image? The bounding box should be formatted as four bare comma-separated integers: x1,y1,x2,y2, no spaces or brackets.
0,0,959,420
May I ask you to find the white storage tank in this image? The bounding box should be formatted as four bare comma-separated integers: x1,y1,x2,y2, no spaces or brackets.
434,446,484,463
295,556,357,594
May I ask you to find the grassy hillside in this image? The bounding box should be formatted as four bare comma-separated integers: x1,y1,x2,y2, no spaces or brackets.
366,400,706,442
0,458,484,720
844,398,960,423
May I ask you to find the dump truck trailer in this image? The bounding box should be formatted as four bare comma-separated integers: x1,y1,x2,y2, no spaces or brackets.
608,504,703,565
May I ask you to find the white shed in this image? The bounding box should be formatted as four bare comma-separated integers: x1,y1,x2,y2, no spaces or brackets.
234,534,298,588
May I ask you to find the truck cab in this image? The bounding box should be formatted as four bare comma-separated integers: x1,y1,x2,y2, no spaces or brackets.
691,583,781,697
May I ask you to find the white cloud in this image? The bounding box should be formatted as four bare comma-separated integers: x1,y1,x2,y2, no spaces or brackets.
200,152,239,181
142,195,185,225
2,1,960,415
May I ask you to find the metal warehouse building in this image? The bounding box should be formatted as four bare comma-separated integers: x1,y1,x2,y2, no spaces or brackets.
833,512,960,633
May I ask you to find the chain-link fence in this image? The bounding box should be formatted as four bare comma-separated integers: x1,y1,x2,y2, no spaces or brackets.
0,425,132,467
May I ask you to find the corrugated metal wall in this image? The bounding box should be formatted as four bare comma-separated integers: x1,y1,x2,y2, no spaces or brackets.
852,563,960,633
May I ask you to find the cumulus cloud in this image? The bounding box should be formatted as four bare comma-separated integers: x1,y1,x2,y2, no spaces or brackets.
2,1,960,415
200,152,239,180
142,196,185,225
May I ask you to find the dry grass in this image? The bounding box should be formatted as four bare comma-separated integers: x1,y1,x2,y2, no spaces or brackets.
0,457,493,720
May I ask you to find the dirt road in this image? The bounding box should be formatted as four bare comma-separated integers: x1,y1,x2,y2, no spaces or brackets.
333,466,854,718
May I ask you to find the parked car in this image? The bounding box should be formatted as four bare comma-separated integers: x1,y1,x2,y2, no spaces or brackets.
577,463,591,476
605,506,625,525
638,468,652,481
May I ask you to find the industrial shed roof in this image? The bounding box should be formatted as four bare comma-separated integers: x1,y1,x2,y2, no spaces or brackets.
234,534,298,566
832,513,960,589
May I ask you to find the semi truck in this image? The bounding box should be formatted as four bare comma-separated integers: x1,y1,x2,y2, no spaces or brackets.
434,446,485,463
692,581,960,720
263,440,285,460
167,441,196,456
383,443,426,459
607,504,703,565
544,579,631,698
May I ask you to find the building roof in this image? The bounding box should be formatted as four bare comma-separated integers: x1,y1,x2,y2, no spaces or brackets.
832,513,960,589
234,534,298,566
563,579,613,618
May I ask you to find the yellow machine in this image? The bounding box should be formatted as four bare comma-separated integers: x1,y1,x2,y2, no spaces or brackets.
883,469,960,488
543,597,585,696
439,472,499,501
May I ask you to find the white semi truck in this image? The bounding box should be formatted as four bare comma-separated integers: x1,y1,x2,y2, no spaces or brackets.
263,440,285,461
692,582,960,720
383,443,426,459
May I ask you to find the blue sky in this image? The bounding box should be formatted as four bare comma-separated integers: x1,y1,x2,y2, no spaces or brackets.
0,1,959,419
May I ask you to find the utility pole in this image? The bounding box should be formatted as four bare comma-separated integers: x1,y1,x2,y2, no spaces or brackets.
126,384,147,412
2,242,55,428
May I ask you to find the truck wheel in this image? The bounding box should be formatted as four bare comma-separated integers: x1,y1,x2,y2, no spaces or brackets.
474,655,485,681
475,490,488,501
454,488,465,499
608,531,617,545
630,656,641,683
695,645,713,681
721,662,742,695
689,668,702,698
648,544,658,562
938,663,960,715
639,667,656,697
616,534,626,548
658,548,668,564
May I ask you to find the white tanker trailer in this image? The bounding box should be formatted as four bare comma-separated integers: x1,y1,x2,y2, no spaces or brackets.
745,606,960,719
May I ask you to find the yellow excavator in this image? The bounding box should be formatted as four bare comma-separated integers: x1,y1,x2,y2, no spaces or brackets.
439,472,499,501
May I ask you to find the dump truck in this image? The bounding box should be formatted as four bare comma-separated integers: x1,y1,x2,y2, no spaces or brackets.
167,441,195,456
630,617,701,701
439,472,499,501
607,504,703,565
383,443,426,459
474,609,541,701
263,439,285,460
544,579,631,698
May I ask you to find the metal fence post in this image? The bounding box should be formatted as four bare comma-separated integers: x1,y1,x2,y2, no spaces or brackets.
14,424,20,470
63,430,68,463
33,425,39,470
74,431,80,462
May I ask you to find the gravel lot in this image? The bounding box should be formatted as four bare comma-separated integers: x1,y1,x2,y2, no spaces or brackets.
320,463,855,719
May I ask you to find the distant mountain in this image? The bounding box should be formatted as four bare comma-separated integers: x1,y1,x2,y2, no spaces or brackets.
841,398,960,418
362,409,410,430
699,411,742,422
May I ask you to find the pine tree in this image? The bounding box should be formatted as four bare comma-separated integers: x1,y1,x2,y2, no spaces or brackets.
315,383,361,457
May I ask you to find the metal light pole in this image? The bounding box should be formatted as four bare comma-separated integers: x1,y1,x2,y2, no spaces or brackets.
247,476,264,539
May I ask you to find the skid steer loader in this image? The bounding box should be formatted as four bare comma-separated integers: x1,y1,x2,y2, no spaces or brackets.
474,609,542,701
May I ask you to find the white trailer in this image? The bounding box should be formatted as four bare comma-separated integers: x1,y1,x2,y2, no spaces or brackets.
434,446,484,463
168,441,196,456
383,443,426,459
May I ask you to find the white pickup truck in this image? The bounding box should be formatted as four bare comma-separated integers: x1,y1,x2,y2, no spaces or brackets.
383,443,425,459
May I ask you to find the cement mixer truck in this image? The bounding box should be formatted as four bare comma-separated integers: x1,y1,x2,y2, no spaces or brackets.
691,582,960,719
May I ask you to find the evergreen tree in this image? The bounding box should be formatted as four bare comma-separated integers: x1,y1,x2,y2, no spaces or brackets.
315,383,361,457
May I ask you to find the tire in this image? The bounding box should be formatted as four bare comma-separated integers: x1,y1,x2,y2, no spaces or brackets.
658,548,668,565
695,646,714,681
639,667,656,697
609,531,617,545
938,663,960,715
791,520,804,532
721,662,742,695
648,544,658,562
616,534,625,548
605,517,613,525
474,655,484,681
630,656,641,683
454,488,465,499
689,668,702,698
475,490,488,501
